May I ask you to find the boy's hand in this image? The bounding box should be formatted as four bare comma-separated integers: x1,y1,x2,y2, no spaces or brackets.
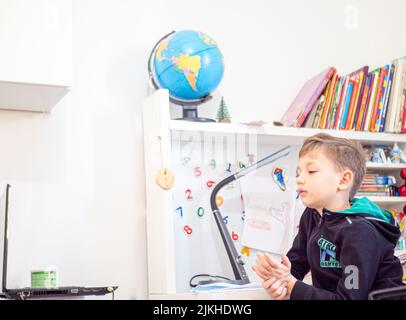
252,252,291,280
252,252,296,299
262,276,289,300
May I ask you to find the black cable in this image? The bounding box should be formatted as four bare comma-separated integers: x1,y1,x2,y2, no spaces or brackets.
189,274,232,288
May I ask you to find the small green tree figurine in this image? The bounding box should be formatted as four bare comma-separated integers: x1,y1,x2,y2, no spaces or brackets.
216,96,231,123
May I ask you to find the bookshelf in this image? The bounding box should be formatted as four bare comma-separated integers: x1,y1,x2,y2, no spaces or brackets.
143,89,406,297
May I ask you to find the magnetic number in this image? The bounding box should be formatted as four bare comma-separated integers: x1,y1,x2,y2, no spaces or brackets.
182,157,191,165
239,161,246,169
184,225,193,235
209,159,216,169
226,163,232,172
194,167,202,177
216,196,224,207
241,246,250,257
176,206,183,217
185,189,193,200
223,216,229,225
206,180,216,189
232,231,239,241
197,207,204,217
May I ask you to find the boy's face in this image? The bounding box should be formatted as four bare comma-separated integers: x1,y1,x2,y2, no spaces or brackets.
295,149,345,210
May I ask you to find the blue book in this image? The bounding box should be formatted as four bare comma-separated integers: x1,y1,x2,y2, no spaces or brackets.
341,82,353,129
379,64,395,132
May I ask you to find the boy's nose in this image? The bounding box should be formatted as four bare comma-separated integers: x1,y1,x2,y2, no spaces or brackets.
295,175,304,185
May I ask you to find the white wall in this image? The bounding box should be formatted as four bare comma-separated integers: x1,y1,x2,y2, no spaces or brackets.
0,0,405,299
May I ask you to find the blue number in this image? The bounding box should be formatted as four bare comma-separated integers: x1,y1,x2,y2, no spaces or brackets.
176,206,183,217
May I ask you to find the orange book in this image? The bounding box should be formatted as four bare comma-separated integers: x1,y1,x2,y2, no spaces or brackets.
324,74,340,128
319,72,337,128
344,74,360,130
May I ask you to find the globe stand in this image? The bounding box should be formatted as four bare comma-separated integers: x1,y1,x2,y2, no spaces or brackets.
174,105,216,122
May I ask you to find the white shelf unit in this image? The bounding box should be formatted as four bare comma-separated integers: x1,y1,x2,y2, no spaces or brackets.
143,90,406,297
0,0,72,112
366,162,406,170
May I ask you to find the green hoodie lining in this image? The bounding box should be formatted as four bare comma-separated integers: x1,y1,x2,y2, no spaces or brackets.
337,197,392,223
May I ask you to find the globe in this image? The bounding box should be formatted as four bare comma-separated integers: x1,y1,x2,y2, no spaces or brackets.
148,30,224,122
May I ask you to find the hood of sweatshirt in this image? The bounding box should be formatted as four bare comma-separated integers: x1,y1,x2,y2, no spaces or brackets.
335,197,400,246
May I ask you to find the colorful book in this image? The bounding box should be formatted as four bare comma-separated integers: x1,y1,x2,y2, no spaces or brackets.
323,74,340,129
385,57,406,132
341,79,354,129
351,66,369,129
401,86,406,133
372,65,389,132
334,76,349,129
277,67,336,127
303,94,324,128
395,61,406,132
379,63,395,132
345,73,361,130
327,76,344,129
355,73,372,131
319,73,338,128
365,68,383,131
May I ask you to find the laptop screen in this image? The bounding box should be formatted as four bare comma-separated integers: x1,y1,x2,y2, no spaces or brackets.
0,184,9,294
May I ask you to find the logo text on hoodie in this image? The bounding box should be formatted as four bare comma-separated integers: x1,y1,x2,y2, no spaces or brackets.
317,237,341,268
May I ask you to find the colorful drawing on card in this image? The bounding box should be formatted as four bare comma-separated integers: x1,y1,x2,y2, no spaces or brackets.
240,176,295,254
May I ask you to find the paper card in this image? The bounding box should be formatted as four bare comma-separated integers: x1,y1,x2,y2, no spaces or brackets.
240,176,296,255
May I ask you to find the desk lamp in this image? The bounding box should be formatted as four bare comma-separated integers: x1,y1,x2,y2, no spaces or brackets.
192,146,291,287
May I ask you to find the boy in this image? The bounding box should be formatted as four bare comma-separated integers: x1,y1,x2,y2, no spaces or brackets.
252,133,404,300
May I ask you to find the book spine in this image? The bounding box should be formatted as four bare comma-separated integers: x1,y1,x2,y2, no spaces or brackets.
341,80,354,129
352,67,369,129
373,65,389,132
334,76,349,129
319,74,336,128
384,60,400,133
379,64,395,132
366,69,383,131
324,75,340,129
401,90,406,133
361,73,376,130
356,73,372,131
394,69,406,132
328,76,343,129
370,67,386,131
345,73,361,130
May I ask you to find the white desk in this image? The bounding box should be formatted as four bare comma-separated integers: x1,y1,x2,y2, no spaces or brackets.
149,288,271,300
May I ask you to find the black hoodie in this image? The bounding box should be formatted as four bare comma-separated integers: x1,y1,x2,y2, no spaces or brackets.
287,198,404,300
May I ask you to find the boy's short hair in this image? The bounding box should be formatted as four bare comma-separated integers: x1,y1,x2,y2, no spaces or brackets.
299,133,366,199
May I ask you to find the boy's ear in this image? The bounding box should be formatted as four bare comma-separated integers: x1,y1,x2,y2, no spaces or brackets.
338,170,353,191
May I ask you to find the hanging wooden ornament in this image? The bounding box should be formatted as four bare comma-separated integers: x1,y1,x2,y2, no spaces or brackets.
155,168,175,190
155,135,175,190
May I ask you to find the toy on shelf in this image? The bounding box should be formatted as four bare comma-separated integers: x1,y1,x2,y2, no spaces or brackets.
216,96,231,123
390,143,402,164
399,169,406,197
365,144,405,164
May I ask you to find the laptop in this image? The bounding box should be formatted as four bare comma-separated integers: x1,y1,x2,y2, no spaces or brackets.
0,184,118,300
